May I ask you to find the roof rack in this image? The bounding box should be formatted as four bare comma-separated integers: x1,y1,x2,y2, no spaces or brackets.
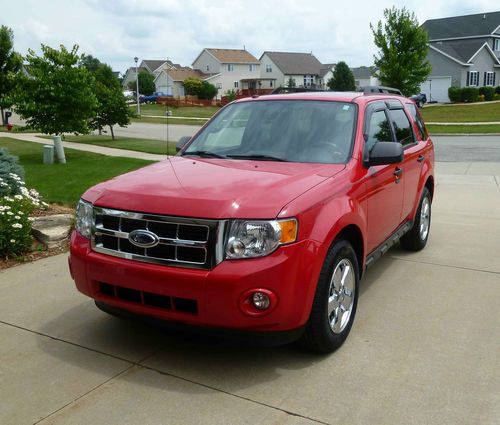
359,86,402,96
270,87,327,94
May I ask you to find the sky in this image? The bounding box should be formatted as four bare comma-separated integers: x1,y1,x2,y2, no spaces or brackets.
1,0,497,73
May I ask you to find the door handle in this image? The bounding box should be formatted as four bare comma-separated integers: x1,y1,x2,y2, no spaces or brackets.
417,155,425,163
393,167,402,177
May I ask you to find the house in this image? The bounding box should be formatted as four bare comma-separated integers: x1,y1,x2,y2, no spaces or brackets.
259,52,328,89
320,63,335,87
154,68,207,97
421,11,500,102
122,59,179,89
192,48,261,95
351,66,379,88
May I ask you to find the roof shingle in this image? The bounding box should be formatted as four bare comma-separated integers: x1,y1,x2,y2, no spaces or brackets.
422,11,500,40
206,49,259,64
262,52,324,75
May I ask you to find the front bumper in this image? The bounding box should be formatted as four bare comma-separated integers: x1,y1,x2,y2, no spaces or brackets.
69,231,323,332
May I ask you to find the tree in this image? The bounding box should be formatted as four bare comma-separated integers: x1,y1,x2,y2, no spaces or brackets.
327,62,356,91
371,7,431,96
83,60,130,140
127,71,155,95
198,81,217,100
14,44,97,135
78,54,101,73
183,77,203,95
0,26,22,125
287,77,296,87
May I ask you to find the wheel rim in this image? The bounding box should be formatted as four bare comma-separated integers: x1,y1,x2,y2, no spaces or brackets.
327,258,355,334
420,196,431,241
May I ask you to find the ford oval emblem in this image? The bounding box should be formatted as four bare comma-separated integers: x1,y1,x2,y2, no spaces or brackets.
128,229,159,248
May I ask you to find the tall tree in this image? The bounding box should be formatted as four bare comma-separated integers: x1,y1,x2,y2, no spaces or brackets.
14,44,97,135
327,62,356,91
78,54,101,73
88,63,130,139
0,26,22,125
371,7,431,96
127,71,155,95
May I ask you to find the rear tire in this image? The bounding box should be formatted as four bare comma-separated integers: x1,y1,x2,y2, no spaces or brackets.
401,187,431,251
300,240,359,353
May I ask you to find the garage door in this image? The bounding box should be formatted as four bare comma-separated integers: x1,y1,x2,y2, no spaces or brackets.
156,85,173,96
419,76,451,103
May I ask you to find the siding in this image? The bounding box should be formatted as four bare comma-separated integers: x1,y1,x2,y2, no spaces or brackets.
427,48,463,87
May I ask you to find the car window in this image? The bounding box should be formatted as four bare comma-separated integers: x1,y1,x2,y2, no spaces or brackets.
365,110,392,152
406,103,428,140
184,100,356,164
388,109,415,146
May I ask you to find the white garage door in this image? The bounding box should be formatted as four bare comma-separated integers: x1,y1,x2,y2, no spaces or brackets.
419,76,451,103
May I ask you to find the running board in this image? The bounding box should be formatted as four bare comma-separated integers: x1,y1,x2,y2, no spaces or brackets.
365,221,413,269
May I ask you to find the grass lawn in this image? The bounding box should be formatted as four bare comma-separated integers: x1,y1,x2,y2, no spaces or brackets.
427,124,500,134
134,104,220,118
421,102,500,123
0,137,154,206
39,134,176,155
131,116,207,126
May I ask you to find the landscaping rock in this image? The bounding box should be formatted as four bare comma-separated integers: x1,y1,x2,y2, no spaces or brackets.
31,214,74,248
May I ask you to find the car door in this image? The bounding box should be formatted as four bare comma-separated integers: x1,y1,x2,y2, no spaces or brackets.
363,104,404,253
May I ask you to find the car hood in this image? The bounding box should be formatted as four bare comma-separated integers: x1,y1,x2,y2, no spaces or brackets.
83,156,345,219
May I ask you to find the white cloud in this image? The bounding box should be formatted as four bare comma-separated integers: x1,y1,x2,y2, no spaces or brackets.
1,0,497,73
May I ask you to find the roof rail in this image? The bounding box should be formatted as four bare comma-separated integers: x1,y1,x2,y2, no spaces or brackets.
358,86,403,96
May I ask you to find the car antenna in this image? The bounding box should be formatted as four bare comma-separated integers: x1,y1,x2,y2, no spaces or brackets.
166,57,170,158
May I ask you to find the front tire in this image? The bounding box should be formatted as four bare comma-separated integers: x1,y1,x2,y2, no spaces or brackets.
401,187,431,251
300,240,359,353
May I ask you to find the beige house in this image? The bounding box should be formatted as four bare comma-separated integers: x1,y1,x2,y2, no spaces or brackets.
154,68,208,97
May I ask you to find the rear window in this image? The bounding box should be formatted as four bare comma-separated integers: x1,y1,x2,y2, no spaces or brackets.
388,109,415,146
184,100,357,164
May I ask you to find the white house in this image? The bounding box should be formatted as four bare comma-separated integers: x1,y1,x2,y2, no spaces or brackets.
351,66,379,88
259,52,328,89
192,48,261,95
122,59,180,89
154,68,207,96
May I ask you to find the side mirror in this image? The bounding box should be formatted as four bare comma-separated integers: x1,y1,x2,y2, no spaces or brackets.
176,136,191,153
364,142,403,167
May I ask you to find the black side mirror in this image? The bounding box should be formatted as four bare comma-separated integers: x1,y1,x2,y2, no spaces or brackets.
176,136,191,152
364,142,403,167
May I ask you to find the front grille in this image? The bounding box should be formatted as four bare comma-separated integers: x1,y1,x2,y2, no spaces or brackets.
91,207,224,269
98,282,198,314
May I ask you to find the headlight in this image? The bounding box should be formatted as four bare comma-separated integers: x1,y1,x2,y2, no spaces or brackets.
75,199,93,239
225,218,297,259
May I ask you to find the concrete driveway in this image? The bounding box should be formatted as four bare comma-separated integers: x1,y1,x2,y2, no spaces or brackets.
1,161,499,425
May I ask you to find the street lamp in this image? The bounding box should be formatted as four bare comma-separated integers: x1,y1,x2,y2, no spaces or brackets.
134,56,140,116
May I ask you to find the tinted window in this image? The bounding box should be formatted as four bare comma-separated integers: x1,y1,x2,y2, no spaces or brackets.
365,110,392,152
406,103,428,140
184,100,356,164
389,109,414,146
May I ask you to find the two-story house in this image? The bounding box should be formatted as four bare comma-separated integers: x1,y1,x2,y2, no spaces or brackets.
192,48,260,95
259,52,330,89
122,59,179,90
421,11,500,102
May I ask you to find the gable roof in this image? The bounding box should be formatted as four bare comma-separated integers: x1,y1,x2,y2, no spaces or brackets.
431,39,500,65
422,11,500,40
351,66,374,79
261,51,324,75
141,60,179,73
205,48,259,64
319,63,335,78
158,69,208,82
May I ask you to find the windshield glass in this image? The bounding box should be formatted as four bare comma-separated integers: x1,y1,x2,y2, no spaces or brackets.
183,100,356,164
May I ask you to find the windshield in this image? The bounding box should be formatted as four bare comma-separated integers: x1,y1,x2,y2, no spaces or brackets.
183,100,357,164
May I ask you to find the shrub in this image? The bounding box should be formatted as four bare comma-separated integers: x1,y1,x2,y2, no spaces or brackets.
495,86,500,94
0,173,47,258
0,148,25,196
478,94,485,102
461,87,479,103
494,93,500,101
479,86,495,101
226,89,237,102
448,87,461,103
198,81,218,100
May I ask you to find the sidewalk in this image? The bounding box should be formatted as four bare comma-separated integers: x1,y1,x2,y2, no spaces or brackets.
2,133,167,161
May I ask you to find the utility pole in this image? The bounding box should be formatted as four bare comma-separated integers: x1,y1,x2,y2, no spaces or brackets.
134,56,141,116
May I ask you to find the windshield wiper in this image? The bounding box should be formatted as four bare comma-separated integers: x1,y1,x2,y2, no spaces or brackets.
182,150,227,159
226,154,288,162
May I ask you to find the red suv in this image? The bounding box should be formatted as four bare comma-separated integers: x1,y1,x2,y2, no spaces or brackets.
70,91,434,353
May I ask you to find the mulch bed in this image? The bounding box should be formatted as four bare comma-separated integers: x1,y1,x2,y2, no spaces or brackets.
0,204,74,271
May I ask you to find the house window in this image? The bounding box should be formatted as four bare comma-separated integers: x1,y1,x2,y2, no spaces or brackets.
206,65,210,72
468,71,479,86
484,71,495,86
494,39,500,51
249,64,254,72
228,64,234,72
234,81,239,88
266,64,272,73
217,83,222,89
304,75,314,87
270,80,273,88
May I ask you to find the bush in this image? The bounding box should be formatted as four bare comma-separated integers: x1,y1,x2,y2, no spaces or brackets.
0,173,47,257
478,94,485,102
198,81,218,100
479,86,495,101
0,148,25,196
461,87,479,103
494,93,500,101
448,87,461,103
226,89,237,102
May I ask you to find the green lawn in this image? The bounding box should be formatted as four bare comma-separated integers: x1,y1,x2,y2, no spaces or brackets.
131,116,207,126
421,102,500,123
0,137,154,206
427,124,500,134
39,134,176,155
134,104,220,118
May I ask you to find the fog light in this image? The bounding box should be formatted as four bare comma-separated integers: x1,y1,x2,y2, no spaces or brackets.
252,291,270,310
